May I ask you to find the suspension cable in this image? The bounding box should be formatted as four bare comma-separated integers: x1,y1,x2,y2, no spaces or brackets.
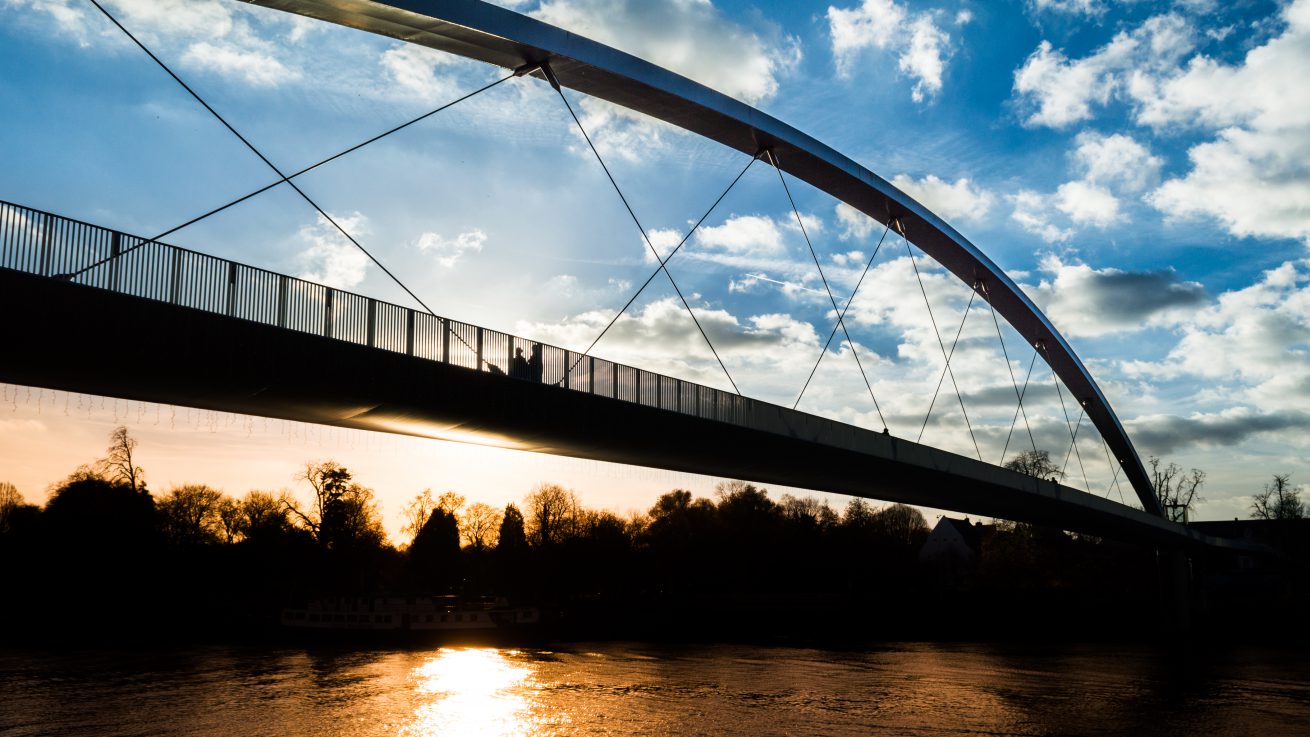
981,283,1039,464
1100,434,1127,503
547,69,740,394
901,223,981,460
766,151,886,428
84,0,438,319
919,289,976,444
83,0,500,361
1000,351,1041,464
58,72,515,280
1044,346,1089,488
794,221,892,425
1061,404,1091,492
566,151,761,379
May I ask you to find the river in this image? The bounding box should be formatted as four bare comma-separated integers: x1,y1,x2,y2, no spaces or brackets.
3,642,1308,736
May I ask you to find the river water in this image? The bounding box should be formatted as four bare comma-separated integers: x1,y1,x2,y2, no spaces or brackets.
3,642,1308,736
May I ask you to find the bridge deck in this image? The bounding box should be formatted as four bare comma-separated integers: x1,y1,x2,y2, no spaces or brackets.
0,202,1253,551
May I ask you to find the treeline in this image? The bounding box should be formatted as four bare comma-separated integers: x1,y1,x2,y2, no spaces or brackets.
0,427,945,643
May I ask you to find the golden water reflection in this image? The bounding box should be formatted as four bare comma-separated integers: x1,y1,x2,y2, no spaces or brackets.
401,648,543,737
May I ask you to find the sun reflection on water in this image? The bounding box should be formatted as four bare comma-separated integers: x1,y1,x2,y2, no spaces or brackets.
402,648,542,737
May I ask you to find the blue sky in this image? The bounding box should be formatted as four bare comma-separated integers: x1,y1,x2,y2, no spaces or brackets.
2,0,1308,532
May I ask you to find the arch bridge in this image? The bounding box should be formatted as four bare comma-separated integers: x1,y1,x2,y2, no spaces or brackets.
0,0,1252,551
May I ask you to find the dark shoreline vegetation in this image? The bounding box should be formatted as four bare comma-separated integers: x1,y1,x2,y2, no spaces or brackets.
1,428,1306,649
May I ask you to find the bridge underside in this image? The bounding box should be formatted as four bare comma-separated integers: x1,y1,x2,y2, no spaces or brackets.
4,269,1238,550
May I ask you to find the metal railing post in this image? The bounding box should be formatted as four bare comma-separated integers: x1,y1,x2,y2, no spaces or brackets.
589,356,595,395
39,213,52,277
108,231,122,292
169,250,182,305
635,370,641,405
475,327,483,371
277,275,288,328
325,289,334,339
226,262,238,317
442,319,450,363
563,350,571,389
406,310,415,356
366,299,377,348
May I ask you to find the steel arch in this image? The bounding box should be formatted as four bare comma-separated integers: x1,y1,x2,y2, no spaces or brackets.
246,0,1163,517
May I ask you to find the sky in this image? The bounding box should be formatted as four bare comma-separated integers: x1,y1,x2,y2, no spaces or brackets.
2,0,1308,538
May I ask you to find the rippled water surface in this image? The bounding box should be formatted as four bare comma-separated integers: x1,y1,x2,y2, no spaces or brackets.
3,642,1309,736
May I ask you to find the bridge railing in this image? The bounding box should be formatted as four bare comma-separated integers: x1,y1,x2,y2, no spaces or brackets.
0,201,750,426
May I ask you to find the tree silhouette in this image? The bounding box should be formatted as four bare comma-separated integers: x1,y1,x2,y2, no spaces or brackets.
525,483,578,546
408,507,460,590
497,503,527,552
1003,449,1063,481
1251,474,1305,520
238,490,298,543
1149,456,1205,522
872,503,929,547
462,502,502,550
0,481,25,534
401,489,438,543
156,484,226,545
98,426,145,493
287,461,386,550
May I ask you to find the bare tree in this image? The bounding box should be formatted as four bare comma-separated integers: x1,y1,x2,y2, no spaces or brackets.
287,461,386,549
0,481,24,533
525,482,579,546
1150,456,1205,522
1251,474,1305,520
436,491,466,516
239,490,295,539
1003,449,1064,481
216,497,242,543
402,489,438,543
98,425,145,492
462,502,502,550
780,494,837,529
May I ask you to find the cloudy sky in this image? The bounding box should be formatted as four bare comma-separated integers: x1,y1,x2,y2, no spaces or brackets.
2,0,1307,535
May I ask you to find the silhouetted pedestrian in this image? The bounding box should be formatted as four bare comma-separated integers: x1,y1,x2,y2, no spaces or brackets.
511,347,529,380
528,344,543,383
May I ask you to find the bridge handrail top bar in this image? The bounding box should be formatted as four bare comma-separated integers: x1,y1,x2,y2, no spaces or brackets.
246,0,1162,516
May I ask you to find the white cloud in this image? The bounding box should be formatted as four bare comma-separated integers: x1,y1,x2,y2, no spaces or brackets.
900,14,950,102
890,174,995,224
1009,190,1073,243
1071,132,1163,193
180,41,298,87
380,44,461,101
695,214,788,255
1122,260,1310,413
1054,180,1120,227
644,228,684,264
1013,13,1196,128
835,203,879,241
1141,0,1310,245
1027,255,1206,337
570,97,679,163
294,212,371,290
1028,0,1105,16
414,229,487,269
533,0,798,105
828,0,953,102
828,0,905,74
